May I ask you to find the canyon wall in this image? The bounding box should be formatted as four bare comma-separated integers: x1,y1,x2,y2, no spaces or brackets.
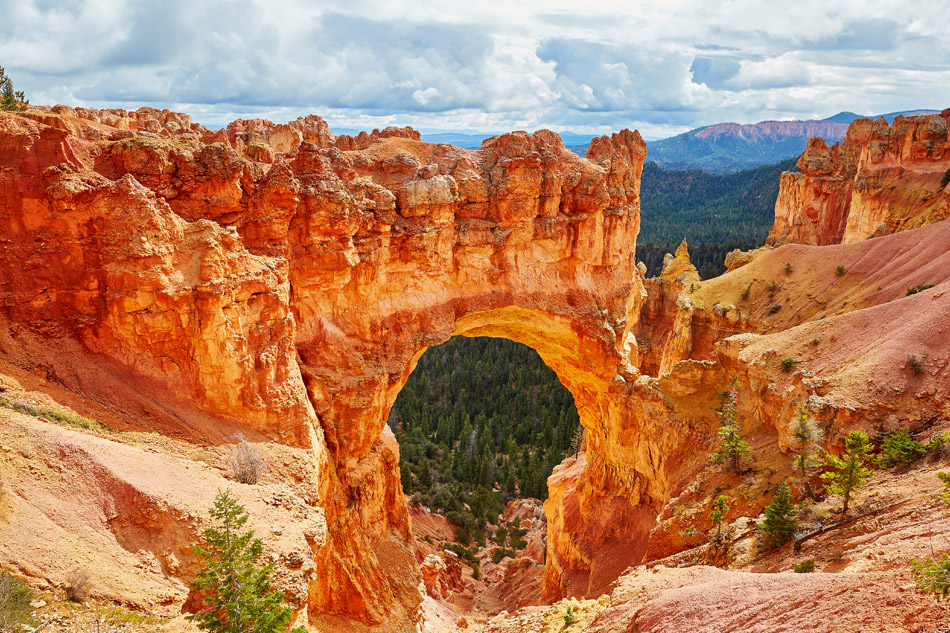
8,104,949,631
769,111,950,246
1,106,720,626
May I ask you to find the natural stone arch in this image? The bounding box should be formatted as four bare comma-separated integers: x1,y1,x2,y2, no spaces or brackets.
0,108,716,630
283,129,683,623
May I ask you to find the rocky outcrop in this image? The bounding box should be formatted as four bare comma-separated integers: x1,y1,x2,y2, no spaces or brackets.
3,106,704,625
421,552,465,600
7,103,950,631
769,112,950,245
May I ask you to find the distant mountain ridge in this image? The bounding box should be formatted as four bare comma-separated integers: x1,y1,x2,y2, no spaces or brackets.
645,109,940,173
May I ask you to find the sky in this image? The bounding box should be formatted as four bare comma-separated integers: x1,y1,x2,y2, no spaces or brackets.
1,0,948,139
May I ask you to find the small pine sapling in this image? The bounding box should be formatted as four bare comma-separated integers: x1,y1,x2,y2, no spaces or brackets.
709,494,730,540
820,430,874,513
741,283,752,300
759,483,797,547
711,379,752,474
836,265,846,276
784,262,793,274
789,403,824,501
910,472,950,599
188,490,306,633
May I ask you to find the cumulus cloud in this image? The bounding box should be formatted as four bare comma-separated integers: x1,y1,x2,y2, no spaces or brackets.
0,0,947,137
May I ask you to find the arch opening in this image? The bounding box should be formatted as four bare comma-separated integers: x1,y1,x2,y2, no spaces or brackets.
392,334,581,529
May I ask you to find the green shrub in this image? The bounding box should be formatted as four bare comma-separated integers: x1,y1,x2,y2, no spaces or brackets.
935,471,950,508
928,434,950,456
784,263,793,274
491,548,514,564
454,526,472,546
878,428,927,467
836,265,846,276
759,483,797,547
494,525,508,546
821,430,875,513
937,472,950,507
188,491,306,633
811,337,821,345
940,168,950,190
794,560,816,573
780,357,797,372
564,606,577,626
0,569,36,631
912,553,950,598
906,284,935,296
741,283,752,299
769,304,783,314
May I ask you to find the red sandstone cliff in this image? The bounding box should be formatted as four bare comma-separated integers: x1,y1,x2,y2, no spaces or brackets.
1,105,686,627
4,104,950,633
769,111,950,245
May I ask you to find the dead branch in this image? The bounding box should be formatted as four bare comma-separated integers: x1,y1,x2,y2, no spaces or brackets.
793,500,909,552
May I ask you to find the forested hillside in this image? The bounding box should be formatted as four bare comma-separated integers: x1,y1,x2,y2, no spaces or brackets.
391,336,580,543
638,158,796,277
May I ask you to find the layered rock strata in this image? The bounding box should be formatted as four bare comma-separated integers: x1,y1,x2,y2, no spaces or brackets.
7,104,949,630
769,112,950,245
1,106,710,623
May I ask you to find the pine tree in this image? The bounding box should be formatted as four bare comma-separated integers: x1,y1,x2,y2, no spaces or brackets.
188,490,305,633
417,460,433,489
789,402,823,500
820,430,875,513
711,379,752,474
0,67,28,113
759,483,797,546
709,494,730,540
570,424,584,458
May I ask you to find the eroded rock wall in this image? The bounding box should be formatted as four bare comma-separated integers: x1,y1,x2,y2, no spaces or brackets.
769,112,950,246
2,106,703,624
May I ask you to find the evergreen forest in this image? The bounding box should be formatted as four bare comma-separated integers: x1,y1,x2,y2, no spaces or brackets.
637,158,797,278
390,336,580,544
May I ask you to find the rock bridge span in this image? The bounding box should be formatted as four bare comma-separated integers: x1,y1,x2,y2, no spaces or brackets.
0,107,717,627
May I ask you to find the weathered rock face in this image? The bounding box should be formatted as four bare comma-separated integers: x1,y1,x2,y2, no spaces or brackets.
421,552,465,600
3,106,715,625
769,112,950,246
6,103,950,631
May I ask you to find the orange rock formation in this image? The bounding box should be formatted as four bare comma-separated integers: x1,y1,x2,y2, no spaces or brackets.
769,112,950,245
2,105,703,626
4,104,950,633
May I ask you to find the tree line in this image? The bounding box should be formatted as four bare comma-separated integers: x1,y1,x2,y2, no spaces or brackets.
390,336,580,545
